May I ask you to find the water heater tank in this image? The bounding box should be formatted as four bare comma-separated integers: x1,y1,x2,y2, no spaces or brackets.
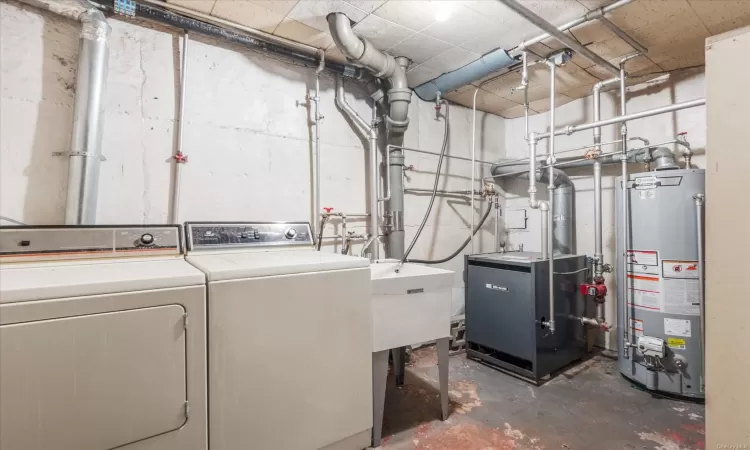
616,168,705,398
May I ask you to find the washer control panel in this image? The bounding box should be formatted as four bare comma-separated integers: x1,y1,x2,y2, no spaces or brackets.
0,225,182,262
185,222,313,251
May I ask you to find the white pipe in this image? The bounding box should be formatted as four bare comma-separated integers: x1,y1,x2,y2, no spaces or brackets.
312,52,325,240
335,75,379,260
528,133,538,206
537,99,706,140
470,88,480,254
170,31,188,224
510,0,634,56
540,201,550,259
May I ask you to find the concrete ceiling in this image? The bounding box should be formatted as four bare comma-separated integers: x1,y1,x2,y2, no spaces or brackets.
166,0,750,117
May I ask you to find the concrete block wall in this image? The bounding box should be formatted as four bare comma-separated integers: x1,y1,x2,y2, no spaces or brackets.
500,68,706,349
0,1,505,315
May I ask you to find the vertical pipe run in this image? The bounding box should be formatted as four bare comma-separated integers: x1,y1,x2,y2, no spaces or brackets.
547,62,557,334
369,104,379,260
528,133,538,205
65,9,111,224
619,57,631,357
470,89,479,254
540,201,549,259
494,196,501,252
313,53,325,240
694,193,705,390
171,31,188,224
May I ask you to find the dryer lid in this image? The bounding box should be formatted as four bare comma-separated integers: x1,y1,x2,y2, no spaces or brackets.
186,250,369,281
0,258,205,303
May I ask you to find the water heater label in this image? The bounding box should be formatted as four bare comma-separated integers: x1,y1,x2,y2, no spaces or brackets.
664,318,692,337
667,338,687,350
662,260,701,315
627,274,661,311
626,250,658,267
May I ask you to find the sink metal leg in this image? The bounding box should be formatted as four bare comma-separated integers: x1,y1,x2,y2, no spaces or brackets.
372,350,389,447
392,347,406,386
436,337,450,420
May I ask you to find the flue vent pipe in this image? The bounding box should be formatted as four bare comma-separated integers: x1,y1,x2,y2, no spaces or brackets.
21,0,111,224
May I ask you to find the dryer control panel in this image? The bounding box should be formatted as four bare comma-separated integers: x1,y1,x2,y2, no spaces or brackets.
0,225,182,262
185,222,313,251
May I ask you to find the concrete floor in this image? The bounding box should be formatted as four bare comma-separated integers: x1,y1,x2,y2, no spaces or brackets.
379,347,705,450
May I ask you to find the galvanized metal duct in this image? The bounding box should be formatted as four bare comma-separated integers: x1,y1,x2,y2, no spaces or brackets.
491,166,574,255
20,0,111,224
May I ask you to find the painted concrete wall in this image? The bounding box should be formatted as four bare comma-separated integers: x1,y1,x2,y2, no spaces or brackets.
0,1,505,314
500,68,706,349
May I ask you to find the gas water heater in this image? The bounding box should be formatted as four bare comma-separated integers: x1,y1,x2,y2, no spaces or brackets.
616,168,705,398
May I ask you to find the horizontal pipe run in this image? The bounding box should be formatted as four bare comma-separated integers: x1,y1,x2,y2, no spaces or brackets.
389,145,495,165
598,17,648,54
405,188,484,196
536,99,706,140
494,139,625,167
510,0,634,56
498,0,620,76
99,0,365,79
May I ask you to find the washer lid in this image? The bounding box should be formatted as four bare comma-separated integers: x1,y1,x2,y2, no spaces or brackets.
0,258,205,303
186,250,369,281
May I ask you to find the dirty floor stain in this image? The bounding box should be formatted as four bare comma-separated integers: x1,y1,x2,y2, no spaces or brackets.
382,346,705,450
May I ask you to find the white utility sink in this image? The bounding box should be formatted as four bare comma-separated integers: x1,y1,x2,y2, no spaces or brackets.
369,260,454,352
369,260,455,447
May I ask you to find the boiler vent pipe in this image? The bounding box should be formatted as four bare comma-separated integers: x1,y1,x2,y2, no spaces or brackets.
22,0,112,224
170,31,188,224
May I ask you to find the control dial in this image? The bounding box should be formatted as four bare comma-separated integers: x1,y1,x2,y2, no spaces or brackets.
139,233,155,246
284,228,297,239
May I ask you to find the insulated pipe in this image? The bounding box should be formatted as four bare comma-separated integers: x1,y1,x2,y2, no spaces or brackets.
536,99,706,139
335,75,379,260
25,0,113,224
170,31,188,224
693,193,705,389
413,0,634,101
496,0,620,76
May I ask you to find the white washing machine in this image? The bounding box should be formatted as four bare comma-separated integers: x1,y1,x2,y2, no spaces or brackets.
0,225,207,450
184,222,372,450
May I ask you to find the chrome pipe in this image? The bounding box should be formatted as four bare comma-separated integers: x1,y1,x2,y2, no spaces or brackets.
170,31,188,224
693,193,705,390
498,0,620,76
536,99,706,140
598,17,648,55
510,0,634,56
470,88,480,254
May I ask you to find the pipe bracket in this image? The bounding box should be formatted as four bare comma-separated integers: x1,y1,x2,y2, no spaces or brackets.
52,151,107,161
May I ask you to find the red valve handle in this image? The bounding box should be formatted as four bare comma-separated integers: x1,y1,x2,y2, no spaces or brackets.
323,207,334,213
